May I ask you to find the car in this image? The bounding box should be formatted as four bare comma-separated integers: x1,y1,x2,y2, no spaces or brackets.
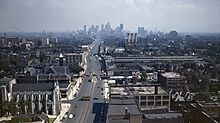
74,105,78,108
64,112,68,118
73,113,77,117
97,86,100,88
88,79,91,82
93,97,99,100
68,114,73,119
101,93,103,95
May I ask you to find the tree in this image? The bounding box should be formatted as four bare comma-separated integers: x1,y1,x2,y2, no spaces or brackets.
69,63,84,74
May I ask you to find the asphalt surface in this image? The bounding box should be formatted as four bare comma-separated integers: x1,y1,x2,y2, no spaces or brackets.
64,39,107,123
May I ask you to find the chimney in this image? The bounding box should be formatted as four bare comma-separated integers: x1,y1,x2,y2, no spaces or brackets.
134,33,137,43
127,33,130,43
155,85,158,94
130,33,133,43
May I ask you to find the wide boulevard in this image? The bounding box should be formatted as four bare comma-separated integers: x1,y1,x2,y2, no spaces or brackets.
64,39,107,123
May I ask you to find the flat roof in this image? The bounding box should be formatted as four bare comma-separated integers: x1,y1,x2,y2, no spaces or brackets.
110,98,136,105
65,53,83,55
144,112,182,119
108,104,140,116
160,72,181,78
110,86,168,96
109,76,133,79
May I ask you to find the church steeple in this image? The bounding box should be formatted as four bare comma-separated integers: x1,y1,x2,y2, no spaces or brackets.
59,53,64,66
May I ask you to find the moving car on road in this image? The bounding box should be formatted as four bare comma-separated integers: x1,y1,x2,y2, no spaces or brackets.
93,97,99,100
79,96,91,101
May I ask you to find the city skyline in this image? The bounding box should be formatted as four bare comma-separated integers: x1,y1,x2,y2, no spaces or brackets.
0,0,220,33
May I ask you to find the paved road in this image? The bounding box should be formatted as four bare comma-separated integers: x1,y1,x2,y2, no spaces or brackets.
64,39,106,123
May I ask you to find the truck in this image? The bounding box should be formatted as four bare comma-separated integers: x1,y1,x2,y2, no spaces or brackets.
80,96,90,101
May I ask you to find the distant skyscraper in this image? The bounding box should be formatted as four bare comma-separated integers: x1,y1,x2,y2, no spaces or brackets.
169,31,178,39
96,25,99,32
138,27,145,37
119,23,123,31
83,25,87,34
106,22,111,31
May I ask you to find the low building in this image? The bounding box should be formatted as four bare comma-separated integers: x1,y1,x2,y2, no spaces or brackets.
107,95,142,123
65,52,85,66
110,84,170,113
41,37,49,47
108,84,184,123
0,37,23,47
12,82,61,115
158,72,186,91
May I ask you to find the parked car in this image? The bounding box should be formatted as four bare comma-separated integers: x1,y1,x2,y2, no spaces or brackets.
64,112,68,118
68,114,73,119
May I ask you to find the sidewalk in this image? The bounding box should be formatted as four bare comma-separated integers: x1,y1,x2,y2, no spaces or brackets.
52,102,70,123
0,116,13,122
53,73,84,123
53,47,90,123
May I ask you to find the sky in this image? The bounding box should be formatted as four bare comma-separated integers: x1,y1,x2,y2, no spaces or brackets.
0,0,220,33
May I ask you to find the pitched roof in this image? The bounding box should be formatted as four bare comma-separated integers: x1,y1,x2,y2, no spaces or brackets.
43,66,69,74
12,83,54,92
0,77,14,83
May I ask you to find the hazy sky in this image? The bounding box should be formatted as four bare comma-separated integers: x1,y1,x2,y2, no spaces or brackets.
0,0,220,33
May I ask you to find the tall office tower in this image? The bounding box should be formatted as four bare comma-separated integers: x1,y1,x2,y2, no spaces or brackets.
119,23,123,31
96,25,99,32
138,27,145,37
83,25,87,34
106,22,111,31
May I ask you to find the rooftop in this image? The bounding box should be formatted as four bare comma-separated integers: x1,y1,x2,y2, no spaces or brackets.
110,86,167,96
12,83,54,92
160,72,181,78
108,98,140,116
144,112,183,119
65,53,83,56
59,83,70,89
110,98,136,105
108,104,140,116
43,66,69,74
0,77,14,83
